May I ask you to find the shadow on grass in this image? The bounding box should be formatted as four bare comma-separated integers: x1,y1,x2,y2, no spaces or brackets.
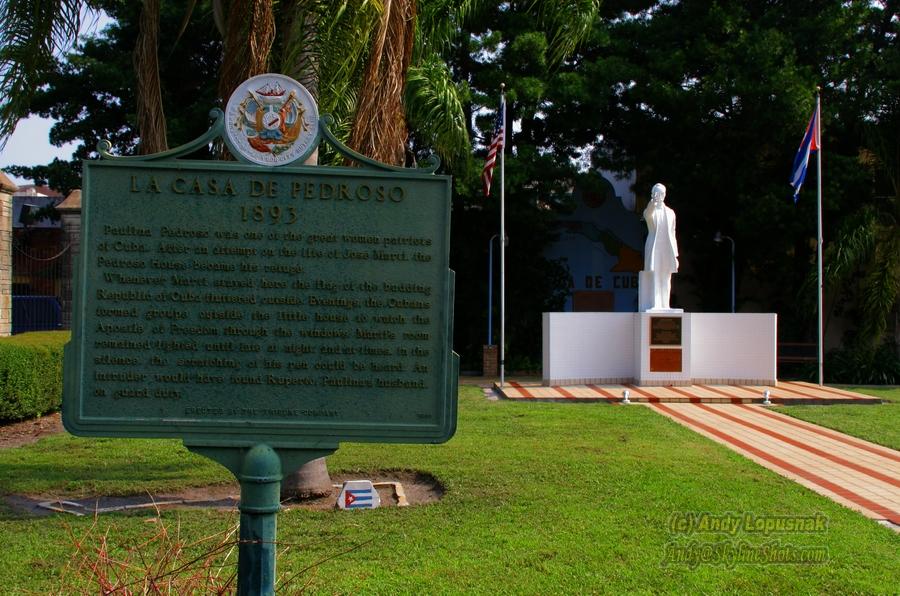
0,434,230,498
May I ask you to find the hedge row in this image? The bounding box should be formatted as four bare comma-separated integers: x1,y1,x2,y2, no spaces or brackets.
0,331,70,422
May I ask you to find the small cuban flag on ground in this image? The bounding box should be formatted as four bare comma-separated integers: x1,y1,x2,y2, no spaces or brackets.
337,480,381,510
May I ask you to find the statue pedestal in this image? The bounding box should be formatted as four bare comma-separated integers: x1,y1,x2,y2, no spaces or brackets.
635,312,691,386
542,312,777,386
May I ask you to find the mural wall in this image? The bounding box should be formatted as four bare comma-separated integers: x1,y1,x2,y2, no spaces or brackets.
544,171,643,312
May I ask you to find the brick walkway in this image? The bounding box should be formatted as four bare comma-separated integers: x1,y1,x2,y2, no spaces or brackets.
647,402,900,527
496,380,879,405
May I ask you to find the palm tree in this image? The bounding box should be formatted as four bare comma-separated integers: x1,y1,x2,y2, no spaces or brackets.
270,0,474,166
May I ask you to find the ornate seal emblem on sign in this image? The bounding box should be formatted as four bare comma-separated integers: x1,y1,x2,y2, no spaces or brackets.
224,73,319,166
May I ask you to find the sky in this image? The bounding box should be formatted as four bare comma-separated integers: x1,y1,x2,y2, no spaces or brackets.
0,118,79,186
0,10,112,187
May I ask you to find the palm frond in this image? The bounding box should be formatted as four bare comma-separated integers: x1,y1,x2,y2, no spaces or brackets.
823,206,878,285
860,230,900,343
529,0,599,65
0,0,87,147
405,53,469,165
414,0,482,59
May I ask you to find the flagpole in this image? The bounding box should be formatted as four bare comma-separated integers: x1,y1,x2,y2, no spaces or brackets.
816,89,824,386
499,83,506,388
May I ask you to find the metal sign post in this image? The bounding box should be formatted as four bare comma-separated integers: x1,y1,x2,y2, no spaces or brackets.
186,444,334,594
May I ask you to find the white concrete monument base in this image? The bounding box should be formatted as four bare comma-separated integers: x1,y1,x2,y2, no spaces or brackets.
542,312,777,387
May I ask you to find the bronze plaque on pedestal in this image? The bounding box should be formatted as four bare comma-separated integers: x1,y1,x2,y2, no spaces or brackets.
650,317,682,346
650,348,682,372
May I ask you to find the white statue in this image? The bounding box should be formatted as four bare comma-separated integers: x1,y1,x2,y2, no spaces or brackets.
642,183,679,310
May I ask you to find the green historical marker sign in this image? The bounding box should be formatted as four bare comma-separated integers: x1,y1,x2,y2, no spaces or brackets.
63,75,458,594
64,147,457,448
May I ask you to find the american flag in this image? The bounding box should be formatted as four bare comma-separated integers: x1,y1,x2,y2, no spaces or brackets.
482,97,506,196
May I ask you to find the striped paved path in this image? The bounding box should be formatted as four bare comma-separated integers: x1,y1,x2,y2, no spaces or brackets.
497,381,879,404
647,402,900,526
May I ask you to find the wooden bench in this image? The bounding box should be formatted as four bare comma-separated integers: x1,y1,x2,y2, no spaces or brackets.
777,342,817,364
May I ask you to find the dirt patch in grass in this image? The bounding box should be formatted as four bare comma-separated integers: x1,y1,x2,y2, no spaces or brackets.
3,470,444,517
2,415,444,514
0,412,63,449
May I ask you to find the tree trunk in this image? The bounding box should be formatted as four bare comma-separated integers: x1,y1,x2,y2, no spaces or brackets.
280,457,333,500
218,0,276,106
134,0,167,154
347,0,416,165
279,1,319,166
279,1,319,102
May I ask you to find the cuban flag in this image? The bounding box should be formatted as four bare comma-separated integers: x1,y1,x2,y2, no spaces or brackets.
344,487,375,509
337,480,381,510
482,97,506,196
789,103,821,202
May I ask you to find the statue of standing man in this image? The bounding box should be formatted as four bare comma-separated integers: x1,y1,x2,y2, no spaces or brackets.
640,183,680,311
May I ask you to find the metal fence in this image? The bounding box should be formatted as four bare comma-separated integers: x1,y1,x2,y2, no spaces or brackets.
12,239,69,333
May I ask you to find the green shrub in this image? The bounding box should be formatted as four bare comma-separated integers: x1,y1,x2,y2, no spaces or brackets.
0,331,70,421
824,341,900,385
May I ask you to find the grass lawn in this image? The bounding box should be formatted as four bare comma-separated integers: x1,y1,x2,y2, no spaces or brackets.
0,386,898,593
776,386,900,451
